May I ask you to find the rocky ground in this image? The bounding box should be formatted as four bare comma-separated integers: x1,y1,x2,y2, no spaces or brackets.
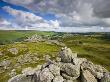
8,47,110,82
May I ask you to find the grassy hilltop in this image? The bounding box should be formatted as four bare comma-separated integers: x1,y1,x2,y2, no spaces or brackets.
0,30,110,82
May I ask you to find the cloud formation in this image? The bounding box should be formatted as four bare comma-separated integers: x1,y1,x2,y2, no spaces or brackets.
3,0,110,27
1,0,110,32
2,6,60,30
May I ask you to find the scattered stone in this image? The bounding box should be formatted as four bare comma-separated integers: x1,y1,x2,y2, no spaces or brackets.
0,59,11,69
25,34,43,42
17,53,39,65
0,51,3,56
9,69,16,77
48,40,66,46
22,67,36,76
8,48,18,55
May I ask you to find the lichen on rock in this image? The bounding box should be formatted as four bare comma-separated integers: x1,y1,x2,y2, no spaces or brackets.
7,47,110,82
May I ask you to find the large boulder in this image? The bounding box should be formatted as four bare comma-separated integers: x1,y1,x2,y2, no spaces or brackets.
53,76,64,82
81,70,97,82
60,63,80,80
49,64,60,76
59,47,77,63
81,61,108,79
39,68,54,82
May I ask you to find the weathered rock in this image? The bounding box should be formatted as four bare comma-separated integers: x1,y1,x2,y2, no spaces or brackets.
8,74,33,82
39,68,54,82
7,47,110,82
25,34,43,42
100,72,110,82
81,70,97,82
72,58,87,66
59,47,77,63
49,64,60,76
0,59,11,69
22,67,36,76
53,76,64,82
8,48,18,55
81,61,108,79
17,53,39,65
60,63,80,80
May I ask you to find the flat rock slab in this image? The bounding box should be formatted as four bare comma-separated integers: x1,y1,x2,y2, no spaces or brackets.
81,70,97,82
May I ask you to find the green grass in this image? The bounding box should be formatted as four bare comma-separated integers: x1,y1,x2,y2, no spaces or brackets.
0,41,61,82
60,34,110,71
0,30,55,45
0,31,110,82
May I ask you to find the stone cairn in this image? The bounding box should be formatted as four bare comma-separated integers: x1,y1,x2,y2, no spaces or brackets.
8,47,110,82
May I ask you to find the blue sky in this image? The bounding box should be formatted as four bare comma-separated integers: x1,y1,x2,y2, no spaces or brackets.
0,0,56,21
0,0,110,32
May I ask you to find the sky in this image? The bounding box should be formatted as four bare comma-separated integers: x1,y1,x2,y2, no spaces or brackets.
0,0,110,32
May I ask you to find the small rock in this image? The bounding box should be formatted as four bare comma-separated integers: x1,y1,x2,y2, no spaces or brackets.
0,51,3,56
0,60,11,69
56,57,61,62
9,69,16,77
8,48,18,55
22,67,35,76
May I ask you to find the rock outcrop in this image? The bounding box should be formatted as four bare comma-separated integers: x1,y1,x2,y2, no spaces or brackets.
25,34,43,42
8,47,110,82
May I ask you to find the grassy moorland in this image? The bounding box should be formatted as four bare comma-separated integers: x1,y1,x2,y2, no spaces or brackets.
59,33,110,71
0,30,55,45
0,31,110,82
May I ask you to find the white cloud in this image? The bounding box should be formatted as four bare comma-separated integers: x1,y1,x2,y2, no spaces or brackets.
2,6,60,30
2,0,110,32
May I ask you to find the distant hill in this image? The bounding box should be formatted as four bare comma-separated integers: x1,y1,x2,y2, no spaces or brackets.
0,30,55,45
